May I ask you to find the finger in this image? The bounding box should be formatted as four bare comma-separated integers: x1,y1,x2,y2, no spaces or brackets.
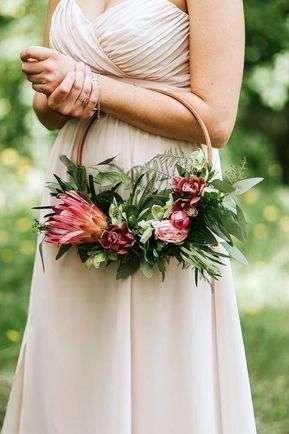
21,60,45,75
48,71,76,107
83,77,100,118
32,83,51,95
20,46,55,62
77,64,92,108
27,73,48,84
69,62,85,103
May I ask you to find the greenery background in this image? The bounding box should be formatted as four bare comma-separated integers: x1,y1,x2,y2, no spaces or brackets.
0,0,289,431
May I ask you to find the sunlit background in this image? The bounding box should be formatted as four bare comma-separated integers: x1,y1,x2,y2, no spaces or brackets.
0,0,289,432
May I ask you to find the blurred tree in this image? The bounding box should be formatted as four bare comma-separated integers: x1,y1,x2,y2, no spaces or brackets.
226,0,289,183
0,0,289,182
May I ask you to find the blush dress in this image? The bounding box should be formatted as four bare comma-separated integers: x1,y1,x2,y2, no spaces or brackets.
1,0,257,433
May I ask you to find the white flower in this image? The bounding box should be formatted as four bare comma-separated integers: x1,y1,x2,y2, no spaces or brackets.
86,251,107,269
109,198,124,226
190,148,207,172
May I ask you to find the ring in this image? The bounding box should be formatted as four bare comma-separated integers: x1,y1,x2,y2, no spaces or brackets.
78,96,89,107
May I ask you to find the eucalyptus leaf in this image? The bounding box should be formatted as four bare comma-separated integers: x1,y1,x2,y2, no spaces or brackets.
140,261,155,278
221,241,248,265
211,178,235,193
233,177,263,195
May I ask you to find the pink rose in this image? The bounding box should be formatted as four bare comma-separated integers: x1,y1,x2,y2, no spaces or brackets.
170,210,190,230
153,220,188,243
171,175,206,204
99,222,135,255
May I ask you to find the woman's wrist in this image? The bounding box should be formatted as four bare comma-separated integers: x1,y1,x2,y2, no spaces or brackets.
91,73,102,119
33,92,70,130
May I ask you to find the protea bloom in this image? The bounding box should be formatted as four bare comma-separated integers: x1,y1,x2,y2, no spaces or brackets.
44,190,107,244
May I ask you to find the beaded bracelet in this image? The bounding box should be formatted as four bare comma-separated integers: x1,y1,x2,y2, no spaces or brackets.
92,74,102,120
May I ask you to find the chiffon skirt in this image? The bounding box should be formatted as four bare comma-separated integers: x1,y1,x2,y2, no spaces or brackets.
1,114,257,434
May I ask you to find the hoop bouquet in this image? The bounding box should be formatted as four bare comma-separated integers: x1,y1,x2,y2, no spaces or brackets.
33,90,263,287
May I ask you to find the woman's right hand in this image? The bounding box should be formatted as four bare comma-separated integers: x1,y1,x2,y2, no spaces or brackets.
47,62,100,120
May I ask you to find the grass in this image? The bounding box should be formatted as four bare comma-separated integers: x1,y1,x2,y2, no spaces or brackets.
242,308,289,434
1,306,289,432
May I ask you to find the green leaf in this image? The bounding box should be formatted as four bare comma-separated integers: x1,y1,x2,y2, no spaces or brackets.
32,206,54,210
222,195,237,214
194,268,199,286
59,156,88,192
56,244,72,260
88,174,97,201
59,155,79,172
140,261,155,278
116,253,140,279
95,191,123,213
221,241,248,265
39,238,45,272
128,173,145,205
203,210,232,243
176,163,186,177
140,226,153,243
220,209,245,242
94,170,129,186
53,174,69,192
97,155,119,165
236,205,248,239
151,204,164,220
233,177,263,195
211,178,235,193
75,166,88,192
188,223,218,246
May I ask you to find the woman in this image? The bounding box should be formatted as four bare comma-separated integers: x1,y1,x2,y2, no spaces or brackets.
2,0,257,433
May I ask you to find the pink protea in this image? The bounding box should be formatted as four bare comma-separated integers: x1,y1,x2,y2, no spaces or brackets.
44,190,107,244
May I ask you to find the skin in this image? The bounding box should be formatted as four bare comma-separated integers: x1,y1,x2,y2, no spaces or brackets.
21,0,245,148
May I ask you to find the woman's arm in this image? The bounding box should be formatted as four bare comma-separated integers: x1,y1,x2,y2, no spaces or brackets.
97,0,245,148
32,0,72,130
26,0,244,146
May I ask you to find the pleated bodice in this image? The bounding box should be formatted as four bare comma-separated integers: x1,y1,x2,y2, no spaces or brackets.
50,0,191,91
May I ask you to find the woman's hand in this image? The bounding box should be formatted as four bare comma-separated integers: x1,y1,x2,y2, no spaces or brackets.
20,46,76,95
47,62,100,120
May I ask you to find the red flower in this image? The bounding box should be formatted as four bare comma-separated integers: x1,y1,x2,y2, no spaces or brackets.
99,222,136,255
170,210,190,230
172,199,198,217
45,190,107,244
171,175,206,205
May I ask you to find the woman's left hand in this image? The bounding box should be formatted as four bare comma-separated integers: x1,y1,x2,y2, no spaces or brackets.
20,46,76,95
46,62,100,120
